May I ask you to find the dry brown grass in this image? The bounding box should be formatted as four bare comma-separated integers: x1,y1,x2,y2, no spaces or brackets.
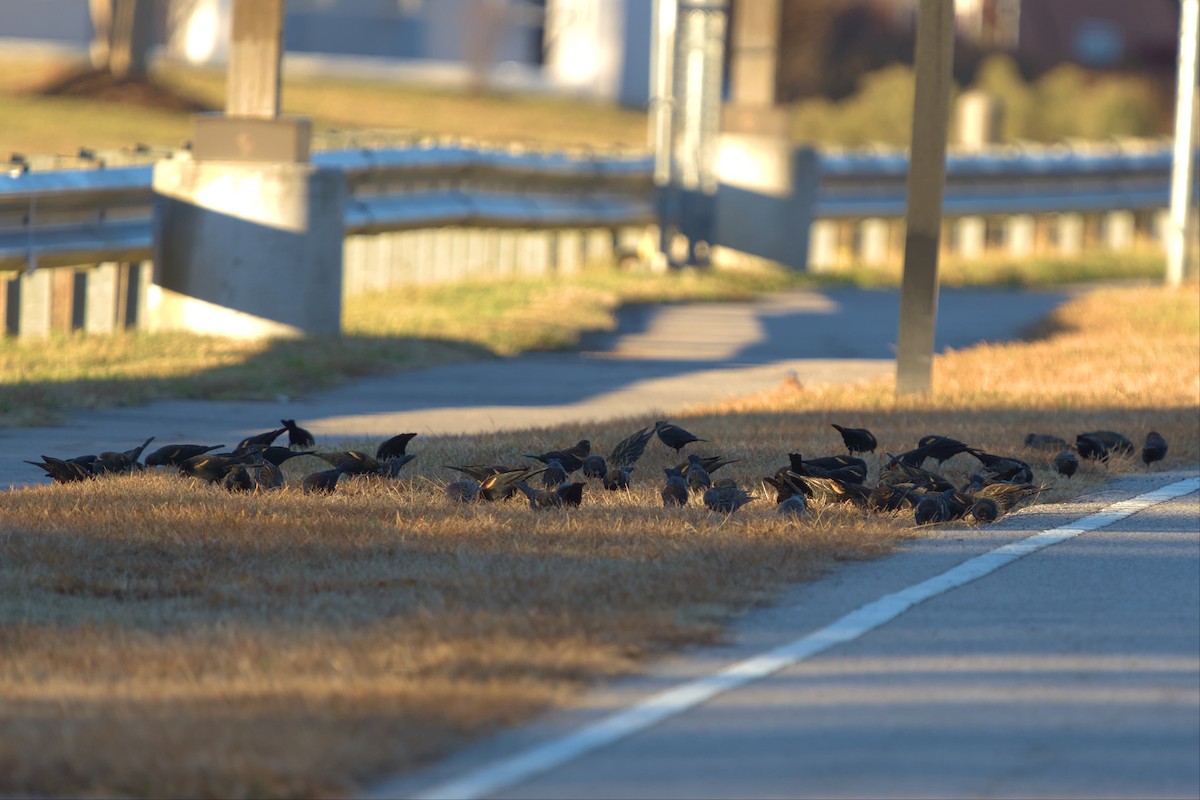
1,283,1196,798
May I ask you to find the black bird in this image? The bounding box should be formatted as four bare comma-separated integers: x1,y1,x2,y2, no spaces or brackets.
685,454,712,494
602,465,633,491
916,435,973,466
235,427,287,454
93,436,155,474
243,445,317,467
446,464,518,482
376,433,418,461
179,452,259,484
281,419,316,449
25,455,92,483
1080,430,1135,457
316,450,380,475
654,421,706,453
607,426,655,468
541,458,569,488
582,454,608,480
479,467,545,502
702,479,756,514
1142,431,1168,469
376,454,417,478
661,467,689,507
303,464,348,494
831,424,877,455
879,458,955,492
795,454,869,480
1025,433,1069,450
971,481,1043,513
966,449,1033,484
1075,434,1109,462
556,481,586,507
524,440,591,474
144,443,224,468
677,454,741,476
1053,450,1079,478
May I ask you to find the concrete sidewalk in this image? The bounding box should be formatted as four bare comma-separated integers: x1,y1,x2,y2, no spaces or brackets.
1,286,1070,489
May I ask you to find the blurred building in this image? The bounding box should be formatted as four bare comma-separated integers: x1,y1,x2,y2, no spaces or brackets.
0,0,654,106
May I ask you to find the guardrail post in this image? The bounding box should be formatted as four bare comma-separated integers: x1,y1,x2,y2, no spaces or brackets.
955,216,986,260
859,218,890,265
1104,210,1135,251
1006,214,1035,257
1058,213,1084,255
17,270,52,339
151,0,342,338
85,263,120,334
808,220,839,272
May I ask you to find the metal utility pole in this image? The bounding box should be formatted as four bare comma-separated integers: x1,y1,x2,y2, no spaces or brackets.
1167,0,1199,287
895,0,955,396
649,0,728,267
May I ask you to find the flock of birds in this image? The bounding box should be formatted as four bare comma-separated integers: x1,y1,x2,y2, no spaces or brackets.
24,418,1170,526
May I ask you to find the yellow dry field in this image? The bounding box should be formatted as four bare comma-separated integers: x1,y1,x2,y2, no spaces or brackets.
0,283,1196,798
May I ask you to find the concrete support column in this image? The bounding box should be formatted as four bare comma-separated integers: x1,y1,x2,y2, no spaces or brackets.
956,216,986,260
151,158,345,338
1105,211,1135,251
85,262,120,334
1006,214,1035,257
859,218,890,265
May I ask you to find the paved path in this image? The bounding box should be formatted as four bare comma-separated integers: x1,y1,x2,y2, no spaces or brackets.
374,472,1200,800
1,286,1069,488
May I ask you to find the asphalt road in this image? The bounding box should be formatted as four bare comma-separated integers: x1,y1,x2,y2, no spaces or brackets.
0,286,1070,489
376,472,1200,800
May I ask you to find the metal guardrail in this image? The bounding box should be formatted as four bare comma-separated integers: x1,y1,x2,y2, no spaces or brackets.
0,141,1191,273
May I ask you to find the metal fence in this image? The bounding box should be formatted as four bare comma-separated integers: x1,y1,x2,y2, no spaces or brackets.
0,138,1191,337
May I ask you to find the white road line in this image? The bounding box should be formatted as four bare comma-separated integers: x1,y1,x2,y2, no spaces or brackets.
393,477,1200,800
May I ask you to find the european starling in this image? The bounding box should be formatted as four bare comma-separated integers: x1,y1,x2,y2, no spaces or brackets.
251,457,285,490
607,426,655,468
376,433,418,461
879,458,955,492
235,427,287,454
524,440,591,474
144,443,223,468
582,454,608,480
661,467,689,507
602,465,633,491
541,458,568,488
969,497,1001,524
316,450,380,475
1142,431,1168,469
685,454,712,493
654,421,706,453
445,479,481,503
1075,434,1109,462
446,464,517,482
702,479,756,514
1053,450,1079,478
1080,430,1135,457
677,454,741,477
972,481,1043,512
867,483,919,513
1025,433,1069,450
516,482,567,510
777,494,808,517
281,419,316,449
794,454,868,481
302,465,348,494
914,493,949,525
222,465,258,493
831,424,877,455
